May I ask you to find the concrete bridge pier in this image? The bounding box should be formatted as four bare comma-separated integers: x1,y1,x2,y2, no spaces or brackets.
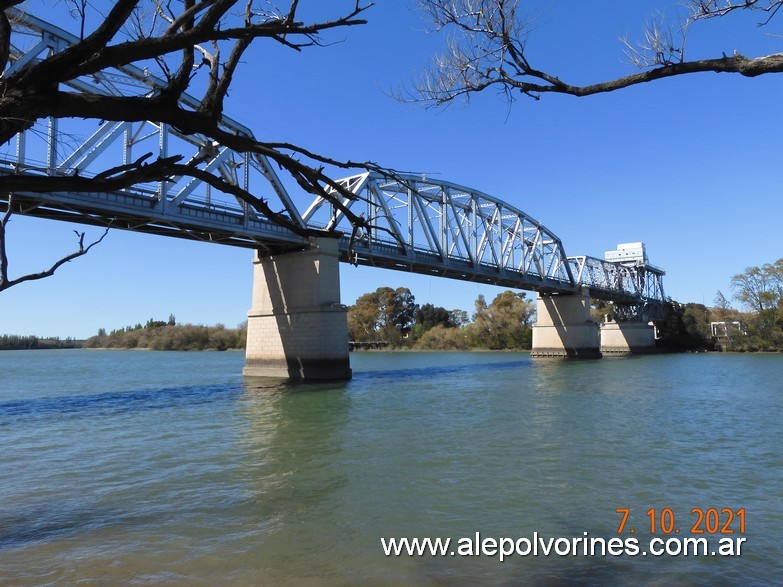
600,320,657,355
531,287,601,358
243,237,352,380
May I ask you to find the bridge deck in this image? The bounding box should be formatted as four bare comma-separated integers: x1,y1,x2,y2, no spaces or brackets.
2,186,661,306
2,8,666,308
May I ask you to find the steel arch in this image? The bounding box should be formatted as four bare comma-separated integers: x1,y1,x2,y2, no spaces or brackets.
2,8,306,249
308,172,577,294
1,9,668,309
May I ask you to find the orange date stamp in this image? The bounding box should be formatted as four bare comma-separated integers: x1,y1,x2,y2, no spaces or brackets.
615,508,745,535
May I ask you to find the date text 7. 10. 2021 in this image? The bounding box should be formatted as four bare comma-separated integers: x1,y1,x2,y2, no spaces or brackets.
615,508,745,535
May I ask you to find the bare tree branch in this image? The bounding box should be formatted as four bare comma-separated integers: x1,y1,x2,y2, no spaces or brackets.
0,194,111,291
412,0,783,107
0,193,12,287
0,9,9,75
202,36,249,117
1,2,373,138
13,1,140,86
0,1,393,293
164,0,216,35
692,0,783,25
621,12,686,68
0,0,23,8
4,80,407,240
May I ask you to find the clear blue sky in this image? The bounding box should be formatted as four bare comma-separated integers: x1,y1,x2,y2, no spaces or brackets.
2,1,782,338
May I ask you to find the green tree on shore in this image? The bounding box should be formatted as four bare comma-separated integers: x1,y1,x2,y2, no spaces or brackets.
347,287,536,350
348,287,418,344
411,303,457,339
730,258,783,349
468,291,534,349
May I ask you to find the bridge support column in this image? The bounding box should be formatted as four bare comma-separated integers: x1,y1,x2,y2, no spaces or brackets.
600,321,656,355
531,287,601,358
243,237,351,380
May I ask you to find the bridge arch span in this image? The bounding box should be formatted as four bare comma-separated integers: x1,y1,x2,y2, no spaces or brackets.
305,172,578,295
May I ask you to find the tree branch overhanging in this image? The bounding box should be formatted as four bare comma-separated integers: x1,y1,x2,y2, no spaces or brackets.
412,0,783,107
4,2,371,94
0,1,399,293
23,87,403,236
1,2,372,141
0,193,111,291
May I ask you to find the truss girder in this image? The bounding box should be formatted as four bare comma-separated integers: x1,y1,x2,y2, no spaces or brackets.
3,8,306,236
322,173,582,293
567,256,667,307
3,10,667,306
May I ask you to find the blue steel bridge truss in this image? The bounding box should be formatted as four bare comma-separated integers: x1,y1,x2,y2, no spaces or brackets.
1,9,665,310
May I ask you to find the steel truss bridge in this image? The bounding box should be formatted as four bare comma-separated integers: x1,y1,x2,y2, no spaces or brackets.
1,9,665,314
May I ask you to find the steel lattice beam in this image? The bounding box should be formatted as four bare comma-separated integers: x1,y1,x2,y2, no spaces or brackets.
2,8,306,252
1,9,667,309
310,173,579,294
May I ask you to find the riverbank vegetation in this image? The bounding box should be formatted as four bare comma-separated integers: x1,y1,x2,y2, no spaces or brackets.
0,335,82,350
349,255,783,353
82,317,247,351
5,256,781,353
348,286,535,350
663,258,783,352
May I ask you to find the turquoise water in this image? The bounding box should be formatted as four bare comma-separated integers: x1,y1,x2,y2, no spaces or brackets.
1,350,781,585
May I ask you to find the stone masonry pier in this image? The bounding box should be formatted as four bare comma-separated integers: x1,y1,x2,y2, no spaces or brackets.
532,287,656,358
244,237,352,380
531,287,601,358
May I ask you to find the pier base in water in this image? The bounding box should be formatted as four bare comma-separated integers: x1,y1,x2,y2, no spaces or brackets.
600,321,656,355
531,287,601,358
243,238,351,380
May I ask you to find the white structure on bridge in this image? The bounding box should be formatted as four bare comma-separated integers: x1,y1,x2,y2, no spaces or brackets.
605,242,648,265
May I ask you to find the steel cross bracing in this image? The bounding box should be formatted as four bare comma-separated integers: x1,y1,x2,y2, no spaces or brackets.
1,8,308,252
1,10,666,308
306,172,576,293
304,172,665,306
566,255,667,317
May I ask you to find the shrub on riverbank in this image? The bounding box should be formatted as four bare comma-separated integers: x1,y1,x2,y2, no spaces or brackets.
83,321,246,351
347,287,535,351
0,335,82,350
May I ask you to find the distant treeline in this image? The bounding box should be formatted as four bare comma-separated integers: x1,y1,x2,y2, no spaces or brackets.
83,316,247,351
350,256,783,353
348,287,535,351
661,301,782,353
6,255,781,354
0,335,82,351
598,256,783,353
692,257,783,352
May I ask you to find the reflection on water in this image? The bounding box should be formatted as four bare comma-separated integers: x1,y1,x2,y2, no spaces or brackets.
0,350,781,585
237,380,353,549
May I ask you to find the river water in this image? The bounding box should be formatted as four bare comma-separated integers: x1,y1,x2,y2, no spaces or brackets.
1,350,781,585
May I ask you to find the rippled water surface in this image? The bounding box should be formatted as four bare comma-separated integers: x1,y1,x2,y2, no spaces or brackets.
1,350,782,585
